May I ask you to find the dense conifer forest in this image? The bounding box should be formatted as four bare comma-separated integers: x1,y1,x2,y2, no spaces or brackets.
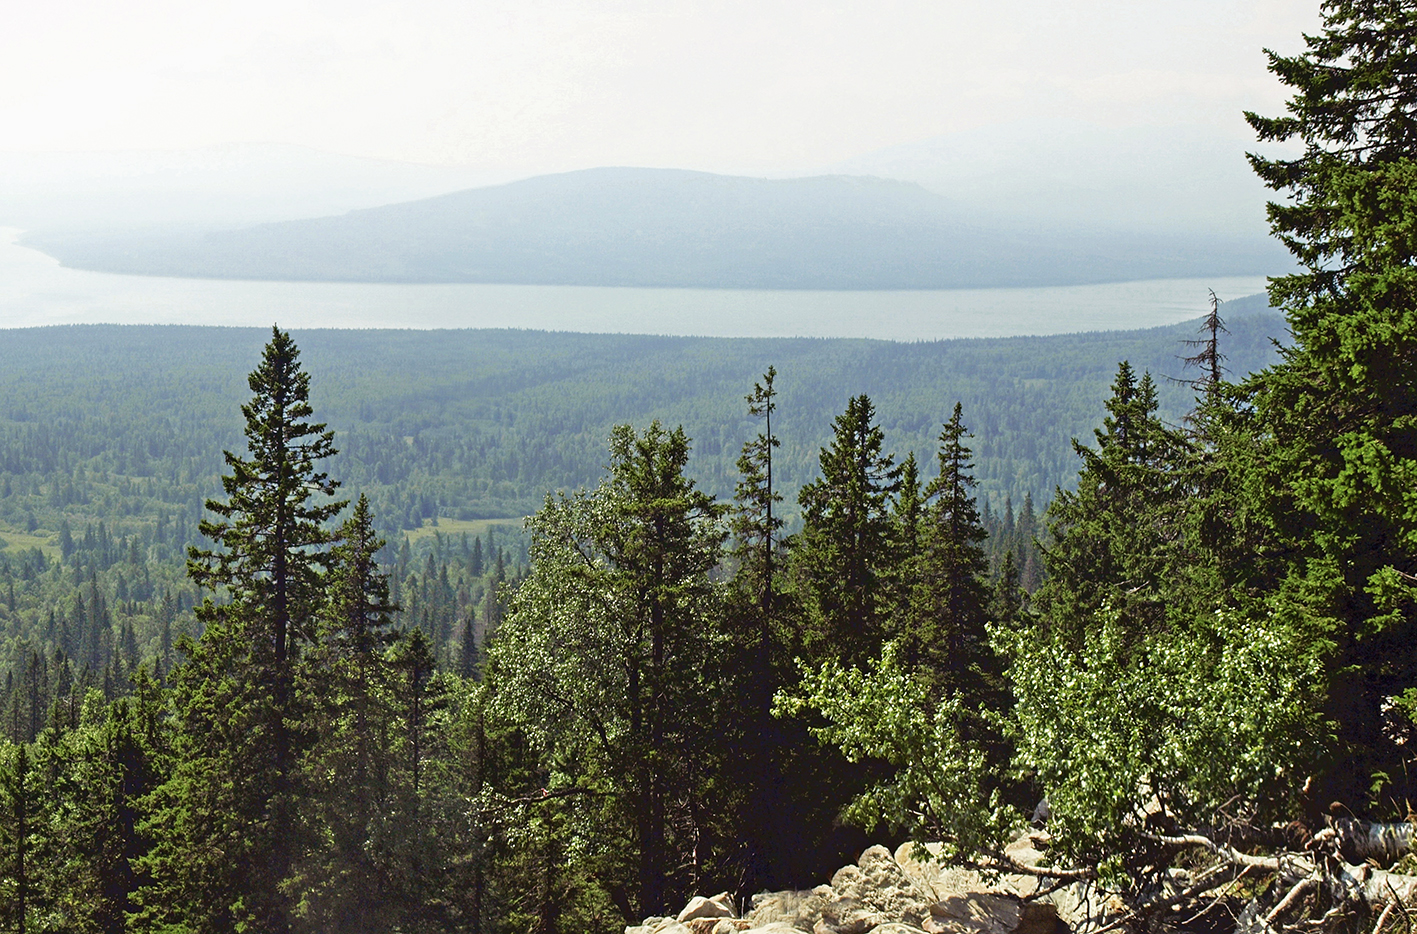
0,303,1286,711
7,2,1417,931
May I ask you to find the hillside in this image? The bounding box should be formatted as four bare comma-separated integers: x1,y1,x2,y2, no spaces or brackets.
23,167,1289,288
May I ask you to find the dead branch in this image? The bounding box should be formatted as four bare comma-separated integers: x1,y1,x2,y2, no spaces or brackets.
1266,876,1319,926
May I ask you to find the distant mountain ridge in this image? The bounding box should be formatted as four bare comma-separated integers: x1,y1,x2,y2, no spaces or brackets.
25,167,1289,290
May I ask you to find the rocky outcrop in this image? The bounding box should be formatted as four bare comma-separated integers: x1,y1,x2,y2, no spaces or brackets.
631,839,1091,934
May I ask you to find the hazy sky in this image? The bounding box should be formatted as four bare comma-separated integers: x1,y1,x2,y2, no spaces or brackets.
2,0,1320,175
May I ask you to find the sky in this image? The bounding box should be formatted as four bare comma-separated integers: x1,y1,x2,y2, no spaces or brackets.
1,0,1322,176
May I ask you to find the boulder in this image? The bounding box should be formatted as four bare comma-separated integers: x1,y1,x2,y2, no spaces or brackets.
627,919,694,934
812,897,886,934
893,843,986,903
925,894,1057,934
711,921,753,934
680,893,737,923
747,886,835,931
746,924,814,934
895,837,1096,932
829,846,933,928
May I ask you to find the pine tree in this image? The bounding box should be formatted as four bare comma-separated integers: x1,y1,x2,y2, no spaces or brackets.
136,327,344,934
908,404,994,697
292,495,399,934
1241,0,1417,806
794,395,901,667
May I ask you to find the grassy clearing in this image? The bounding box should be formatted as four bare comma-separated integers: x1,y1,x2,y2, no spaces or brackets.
0,524,60,558
400,517,528,546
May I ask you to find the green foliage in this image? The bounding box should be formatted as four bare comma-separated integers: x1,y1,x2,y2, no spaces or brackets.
1035,362,1191,632
997,602,1328,884
730,366,783,614
140,327,344,934
290,495,401,934
487,422,728,920
778,643,1015,864
900,404,996,698
1242,0,1417,806
794,395,902,668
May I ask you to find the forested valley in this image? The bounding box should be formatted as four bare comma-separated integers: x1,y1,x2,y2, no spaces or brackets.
0,296,1286,689
8,2,1417,932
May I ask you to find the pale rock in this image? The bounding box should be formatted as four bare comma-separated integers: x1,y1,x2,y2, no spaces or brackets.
747,887,834,931
829,846,932,929
894,838,1094,932
812,897,886,934
680,893,737,923
745,924,813,934
893,843,981,903
870,925,931,934
925,894,1057,934
629,918,693,934
712,920,753,934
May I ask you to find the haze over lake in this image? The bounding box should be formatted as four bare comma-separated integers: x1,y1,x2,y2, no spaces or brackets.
0,229,1270,340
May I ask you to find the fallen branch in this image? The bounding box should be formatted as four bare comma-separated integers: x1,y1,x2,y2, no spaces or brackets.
1371,898,1396,934
1265,876,1318,926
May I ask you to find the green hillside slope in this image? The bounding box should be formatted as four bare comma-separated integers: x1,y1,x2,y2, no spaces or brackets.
24,168,1288,287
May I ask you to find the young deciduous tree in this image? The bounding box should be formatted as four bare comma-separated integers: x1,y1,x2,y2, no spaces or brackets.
488,422,727,919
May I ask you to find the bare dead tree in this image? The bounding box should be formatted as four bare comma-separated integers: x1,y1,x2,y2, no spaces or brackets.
1178,289,1229,393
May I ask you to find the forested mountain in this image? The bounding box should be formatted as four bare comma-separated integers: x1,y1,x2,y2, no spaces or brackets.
23,168,1287,288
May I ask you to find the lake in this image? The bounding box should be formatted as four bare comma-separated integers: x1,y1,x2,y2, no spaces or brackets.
0,228,1273,340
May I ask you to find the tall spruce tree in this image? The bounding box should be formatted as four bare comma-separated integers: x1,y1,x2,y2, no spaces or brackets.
726,368,790,891
0,742,33,934
794,394,901,667
731,366,783,619
1243,0,1417,806
135,327,344,934
1034,362,1188,633
292,494,399,934
911,404,994,698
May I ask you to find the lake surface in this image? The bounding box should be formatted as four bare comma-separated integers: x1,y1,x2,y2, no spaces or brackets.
0,228,1272,340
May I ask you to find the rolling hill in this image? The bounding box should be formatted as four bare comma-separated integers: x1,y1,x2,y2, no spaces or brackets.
25,167,1289,289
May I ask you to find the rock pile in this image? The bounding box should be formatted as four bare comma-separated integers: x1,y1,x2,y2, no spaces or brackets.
628,840,1097,934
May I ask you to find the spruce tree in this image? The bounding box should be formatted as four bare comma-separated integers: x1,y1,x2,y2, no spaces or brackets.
727,368,789,890
911,403,994,698
794,394,901,667
135,327,344,934
0,742,32,934
488,422,726,918
1035,362,1188,634
1243,0,1417,805
292,495,399,934
730,366,783,618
